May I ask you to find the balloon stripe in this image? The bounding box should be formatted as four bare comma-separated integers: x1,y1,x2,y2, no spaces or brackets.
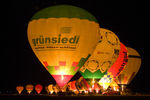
107,43,128,78
30,5,98,23
128,55,141,58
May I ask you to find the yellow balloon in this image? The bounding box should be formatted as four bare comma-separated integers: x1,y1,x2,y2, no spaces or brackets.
27,5,100,88
115,47,142,85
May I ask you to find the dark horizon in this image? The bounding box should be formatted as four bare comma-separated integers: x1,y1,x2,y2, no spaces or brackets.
1,0,149,94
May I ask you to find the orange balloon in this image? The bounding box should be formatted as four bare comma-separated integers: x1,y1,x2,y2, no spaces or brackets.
26,84,34,94
16,86,24,94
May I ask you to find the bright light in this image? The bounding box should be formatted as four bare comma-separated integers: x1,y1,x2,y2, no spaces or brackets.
28,90,32,94
61,75,64,80
113,86,116,91
92,78,95,84
121,84,124,91
96,89,99,93
85,90,88,93
60,70,66,80
92,78,95,89
102,83,106,90
117,89,119,92
50,91,53,94
98,78,110,90
73,90,77,92
89,88,92,92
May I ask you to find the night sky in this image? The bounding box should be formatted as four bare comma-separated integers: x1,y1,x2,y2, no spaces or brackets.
1,0,149,93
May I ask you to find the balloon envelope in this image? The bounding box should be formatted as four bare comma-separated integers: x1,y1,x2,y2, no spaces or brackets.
48,84,54,94
27,5,100,88
79,28,120,79
35,84,43,94
68,80,78,91
68,77,101,92
26,84,34,94
16,86,24,94
115,47,141,85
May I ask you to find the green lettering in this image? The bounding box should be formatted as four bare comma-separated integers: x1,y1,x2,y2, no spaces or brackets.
69,36,76,43
76,36,80,43
52,37,57,43
58,34,61,43
32,34,80,46
62,37,68,43
32,38,37,46
45,37,50,43
39,36,44,44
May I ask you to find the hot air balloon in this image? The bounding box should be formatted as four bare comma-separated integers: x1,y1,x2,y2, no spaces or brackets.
67,77,101,93
16,86,24,94
35,84,43,94
94,83,101,93
27,5,100,89
115,47,141,92
79,28,120,89
68,80,78,92
48,84,54,94
99,43,128,90
53,85,59,93
26,84,34,94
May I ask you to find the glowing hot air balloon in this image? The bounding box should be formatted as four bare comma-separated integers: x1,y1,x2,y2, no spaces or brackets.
67,76,101,93
53,85,59,93
68,80,78,92
35,84,43,94
16,86,24,94
27,5,100,89
26,84,34,94
79,28,120,88
115,47,141,92
99,43,128,90
48,84,54,94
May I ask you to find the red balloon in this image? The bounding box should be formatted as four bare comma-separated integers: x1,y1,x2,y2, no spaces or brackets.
35,84,43,94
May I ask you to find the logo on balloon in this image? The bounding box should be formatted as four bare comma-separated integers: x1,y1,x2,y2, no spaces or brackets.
32,33,80,51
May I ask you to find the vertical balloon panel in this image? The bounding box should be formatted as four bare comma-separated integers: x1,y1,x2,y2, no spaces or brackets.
27,5,100,88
